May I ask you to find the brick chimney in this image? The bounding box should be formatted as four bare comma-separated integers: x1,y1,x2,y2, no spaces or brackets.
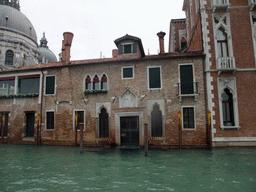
62,32,74,64
112,49,118,58
157,31,166,54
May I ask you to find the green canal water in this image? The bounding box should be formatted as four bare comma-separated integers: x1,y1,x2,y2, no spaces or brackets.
0,145,255,192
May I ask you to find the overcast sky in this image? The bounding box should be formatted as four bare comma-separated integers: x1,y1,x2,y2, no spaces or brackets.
21,0,185,61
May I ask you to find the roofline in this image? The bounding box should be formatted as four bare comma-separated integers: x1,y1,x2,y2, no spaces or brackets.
182,0,189,11
0,52,205,75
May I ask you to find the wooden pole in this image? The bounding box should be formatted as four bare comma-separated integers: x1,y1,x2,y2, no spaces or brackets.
144,122,148,156
178,110,182,149
208,110,212,150
1,113,5,144
36,113,40,146
75,112,78,146
79,123,84,154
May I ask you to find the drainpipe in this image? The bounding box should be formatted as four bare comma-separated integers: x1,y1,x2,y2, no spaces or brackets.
39,70,44,145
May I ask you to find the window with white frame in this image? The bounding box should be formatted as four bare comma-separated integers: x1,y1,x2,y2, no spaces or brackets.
218,78,240,129
182,107,195,129
213,14,234,69
122,67,134,79
85,75,92,90
151,104,163,137
118,43,137,54
101,74,107,90
46,111,54,130
85,74,107,90
45,76,55,95
148,66,162,89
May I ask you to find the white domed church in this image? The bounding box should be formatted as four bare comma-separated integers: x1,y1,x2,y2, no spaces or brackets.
0,0,57,70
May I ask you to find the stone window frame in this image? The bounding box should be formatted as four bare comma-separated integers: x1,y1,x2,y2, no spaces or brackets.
250,12,256,67
96,102,111,140
84,73,108,91
44,75,56,96
5,49,14,66
73,109,86,131
147,99,165,139
181,106,196,130
212,13,234,63
147,66,162,90
45,110,55,130
217,78,240,130
122,66,134,80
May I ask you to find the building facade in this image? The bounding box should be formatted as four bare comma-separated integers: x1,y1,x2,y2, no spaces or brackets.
176,0,256,147
0,32,208,148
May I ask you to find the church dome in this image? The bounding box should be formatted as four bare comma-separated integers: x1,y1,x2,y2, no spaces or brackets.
0,3,37,44
38,33,57,63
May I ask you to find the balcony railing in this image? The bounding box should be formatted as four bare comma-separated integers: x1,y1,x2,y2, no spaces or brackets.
217,57,236,73
249,0,256,10
177,82,198,102
212,0,230,12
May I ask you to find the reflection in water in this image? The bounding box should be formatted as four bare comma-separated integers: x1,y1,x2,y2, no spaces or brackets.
0,145,255,191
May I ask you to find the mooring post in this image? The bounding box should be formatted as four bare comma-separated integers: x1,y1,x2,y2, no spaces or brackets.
1,113,5,144
79,123,84,154
208,110,212,150
144,122,148,156
75,112,78,147
178,110,182,149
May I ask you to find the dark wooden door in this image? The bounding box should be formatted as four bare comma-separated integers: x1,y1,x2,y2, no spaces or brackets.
26,113,35,137
120,116,139,146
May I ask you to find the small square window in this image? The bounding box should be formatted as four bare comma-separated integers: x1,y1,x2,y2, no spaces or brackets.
122,67,134,79
45,76,55,95
124,44,132,54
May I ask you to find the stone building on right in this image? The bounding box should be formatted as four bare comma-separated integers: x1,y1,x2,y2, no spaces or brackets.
170,0,256,147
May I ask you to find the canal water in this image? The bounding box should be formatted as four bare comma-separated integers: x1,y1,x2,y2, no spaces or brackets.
0,145,255,192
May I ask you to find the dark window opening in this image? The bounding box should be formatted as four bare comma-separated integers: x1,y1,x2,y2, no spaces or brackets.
75,111,84,130
26,113,35,137
124,44,132,54
222,88,234,126
45,76,55,95
19,77,40,94
151,105,163,137
183,107,195,129
46,112,54,130
99,108,109,138
101,74,107,90
123,67,133,79
180,65,194,94
5,50,14,65
149,67,161,89
0,113,8,137
85,75,91,90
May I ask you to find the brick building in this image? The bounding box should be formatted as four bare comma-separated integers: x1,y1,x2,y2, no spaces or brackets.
0,32,208,148
171,0,256,147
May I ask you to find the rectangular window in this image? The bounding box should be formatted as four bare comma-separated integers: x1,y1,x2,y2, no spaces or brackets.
75,111,84,130
183,107,195,129
122,67,134,79
124,44,132,54
118,43,137,54
0,79,15,95
46,112,54,130
19,77,40,94
0,113,8,137
148,67,161,89
45,76,55,95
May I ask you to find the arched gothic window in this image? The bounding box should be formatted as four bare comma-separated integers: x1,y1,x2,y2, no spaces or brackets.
99,108,109,138
221,88,234,126
101,74,107,90
217,27,228,57
151,105,163,137
5,50,14,65
93,75,99,90
85,75,91,90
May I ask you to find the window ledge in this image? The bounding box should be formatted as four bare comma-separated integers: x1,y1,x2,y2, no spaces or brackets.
149,137,163,140
84,89,108,95
212,4,230,12
220,126,240,131
178,94,198,102
0,93,39,99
